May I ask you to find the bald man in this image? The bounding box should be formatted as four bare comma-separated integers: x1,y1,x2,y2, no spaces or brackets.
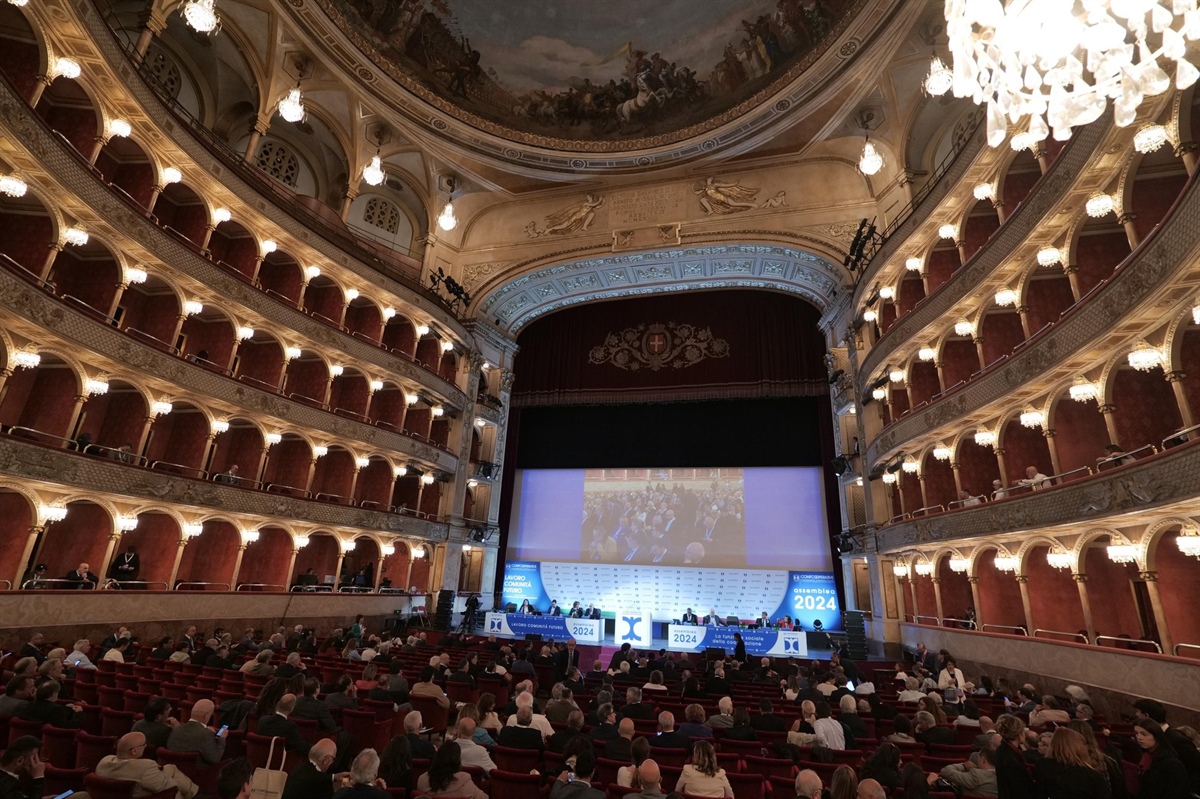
257,693,312,757
96,732,198,799
606,717,637,762
632,760,663,799
857,778,885,799
167,698,227,765
282,738,340,799
795,769,823,799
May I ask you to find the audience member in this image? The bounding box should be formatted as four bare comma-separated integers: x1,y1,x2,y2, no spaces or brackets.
410,666,450,709
453,718,497,774
97,731,199,799
167,698,228,765
705,696,735,728
812,701,845,750
0,675,34,718
618,737,653,788
549,709,586,753
857,778,886,799
995,714,1036,799
940,744,998,797
1030,695,1072,727
551,748,603,799
654,711,692,750
914,710,953,747
505,690,554,738
674,740,733,797
378,735,414,793
332,748,389,799
14,680,81,728
795,769,824,799
1033,727,1111,799
859,743,903,792
724,706,758,741
282,738,340,799
404,711,438,759
631,759,664,799
133,696,181,748
0,735,45,799
1134,718,1191,799
829,764,858,799
416,741,488,799
257,693,312,757
217,758,253,799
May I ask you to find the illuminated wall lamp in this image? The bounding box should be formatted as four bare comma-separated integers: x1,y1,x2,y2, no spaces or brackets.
124,267,148,285
474,418,487,427
0,173,28,198
210,419,229,434
151,401,173,417
889,368,906,383
974,430,996,447
13,349,40,369
305,266,321,280
932,443,952,461
108,119,132,138
1069,377,1098,402
383,307,396,319
993,555,1018,572
938,223,957,240
285,347,302,360
40,505,68,523
1106,543,1138,564
117,515,138,532
393,466,407,478
871,387,887,401
240,528,260,543
416,324,430,336
862,309,878,322
345,288,360,301
1127,341,1163,372
1177,525,1200,558
340,540,357,552
405,393,420,405
51,57,81,80
892,562,911,578
878,286,895,300
1046,550,1073,569
1085,193,1114,218
901,459,919,474
184,300,204,316
261,239,277,254
412,546,426,559
63,227,89,246
467,479,478,488
994,289,1017,307
1019,410,1045,429
905,257,923,272
914,561,933,577
84,378,109,396
329,364,344,377
1193,305,1200,325
355,457,370,469
1037,247,1062,267
954,321,975,337
295,536,310,548
421,473,436,486
918,347,937,361
973,182,995,201
212,208,232,224
881,472,897,484
381,543,396,556
948,557,970,573
441,340,455,353
266,432,282,446
182,523,204,538
369,380,384,392
313,446,328,457
162,167,182,184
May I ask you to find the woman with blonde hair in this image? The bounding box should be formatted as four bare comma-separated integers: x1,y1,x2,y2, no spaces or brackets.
995,714,1036,798
1068,720,1124,798
356,662,378,693
1036,727,1112,798
918,694,947,724
617,737,652,788
674,741,733,797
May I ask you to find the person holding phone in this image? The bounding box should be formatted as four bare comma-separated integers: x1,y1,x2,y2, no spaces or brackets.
552,749,603,799
166,699,228,765
0,735,45,799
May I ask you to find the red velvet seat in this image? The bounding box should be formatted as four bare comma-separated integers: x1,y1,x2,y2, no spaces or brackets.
40,724,78,767
342,708,390,753
101,708,136,737
8,717,44,745
492,745,540,774
594,757,624,787
489,769,543,799
743,754,796,779
726,771,765,799
648,747,688,768
408,694,449,737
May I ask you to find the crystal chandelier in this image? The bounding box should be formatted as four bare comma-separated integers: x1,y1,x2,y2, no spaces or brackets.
973,182,995,200
994,554,1018,572
944,0,1197,147
63,226,89,246
863,309,878,322
278,87,306,123
1106,543,1138,564
1020,409,1045,428
974,430,996,447
914,560,934,576
1086,192,1115,217
1069,376,1098,402
948,556,970,573
881,471,897,484
1178,525,1200,558
924,55,954,96
1037,246,1062,266
0,173,27,197
107,119,132,139
1192,304,1200,324
893,561,911,577
437,202,458,231
362,155,386,186
918,346,937,361
878,286,895,300
938,223,958,240
954,320,975,337
933,443,952,460
1010,131,1034,151
12,349,40,369
995,288,1018,306
905,257,923,272
872,387,887,401
889,368,906,383
858,139,884,176
1133,123,1169,153
51,57,81,80
902,458,919,473
181,0,221,34
1046,549,1073,569
1127,340,1162,371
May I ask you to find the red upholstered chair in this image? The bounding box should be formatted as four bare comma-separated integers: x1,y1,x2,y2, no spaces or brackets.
605,784,639,799
462,765,487,790
660,765,682,792
488,769,543,799
492,745,540,774
123,690,153,713
830,749,864,765
411,758,431,785
75,681,100,705
8,717,44,745
648,747,688,768
96,686,126,710
742,755,796,779
769,776,798,796
43,765,87,796
114,674,140,692
76,732,118,771
362,699,396,722
84,774,140,799
726,771,765,799
716,739,761,756
40,724,79,767
101,708,136,737
445,681,477,705
343,708,390,753
594,757,624,787
155,748,200,779
408,694,449,737
929,743,974,758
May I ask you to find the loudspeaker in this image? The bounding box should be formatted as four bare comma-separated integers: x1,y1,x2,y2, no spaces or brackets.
524,633,543,642
842,609,869,660
434,589,455,630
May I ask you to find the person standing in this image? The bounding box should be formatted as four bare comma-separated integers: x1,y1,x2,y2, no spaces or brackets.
109,545,140,583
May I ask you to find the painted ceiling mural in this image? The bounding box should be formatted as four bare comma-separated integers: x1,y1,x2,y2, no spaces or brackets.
322,0,853,146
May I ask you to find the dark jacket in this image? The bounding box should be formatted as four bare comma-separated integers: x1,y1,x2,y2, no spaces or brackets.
14,698,81,729
749,713,788,732
840,714,869,741
705,677,731,696
550,777,605,799
723,724,757,741
604,737,634,762
620,702,656,721
996,741,1036,799
282,760,334,799
590,723,619,742
916,725,955,748
293,695,340,732
652,730,691,750
1035,761,1112,799
498,725,545,752
1139,748,1191,799
332,784,390,799
407,733,437,760
0,770,42,799
549,727,586,754
257,713,312,757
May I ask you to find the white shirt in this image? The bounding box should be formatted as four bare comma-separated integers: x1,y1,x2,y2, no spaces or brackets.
938,668,966,690
1020,473,1050,490
68,650,95,669
813,717,846,750
898,690,926,702
103,649,125,663
455,738,497,775
505,712,553,739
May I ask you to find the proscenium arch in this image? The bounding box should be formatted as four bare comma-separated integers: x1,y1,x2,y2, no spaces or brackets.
476,243,846,336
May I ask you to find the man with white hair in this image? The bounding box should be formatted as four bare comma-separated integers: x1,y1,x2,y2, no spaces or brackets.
338,748,389,798
654,711,691,749
857,778,886,799
705,697,734,728
454,718,497,774
504,691,554,738
282,738,340,799
620,686,655,720
66,639,95,669
795,769,823,799
404,711,437,759
897,677,926,702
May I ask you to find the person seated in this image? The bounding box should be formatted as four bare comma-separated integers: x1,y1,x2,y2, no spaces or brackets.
166,698,228,766
795,769,824,799
914,710,954,748
674,741,733,797
415,740,487,799
681,608,699,624
498,705,545,752
810,701,845,749
133,696,181,748
0,735,46,799
256,693,312,757
756,612,772,628
333,748,390,799
404,711,438,760
705,697,735,729
1029,695,1072,727
96,732,199,799
549,709,588,754
723,707,758,742
1017,465,1050,490
518,599,534,614
409,666,450,708
631,759,664,799
750,698,789,731
620,686,657,720
548,600,562,616
605,718,637,762
653,711,692,750
545,686,577,724
452,718,496,775
551,748,603,799
63,562,98,589
940,744,998,797
678,704,713,740
702,609,723,626
14,679,81,728
282,738,340,799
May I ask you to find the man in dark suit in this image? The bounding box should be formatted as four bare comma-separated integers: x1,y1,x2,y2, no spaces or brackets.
914,711,955,748
498,707,545,752
619,687,656,720
0,735,44,799
604,719,636,762
562,667,587,697
63,562,98,589
166,699,228,765
18,633,46,665
588,703,619,742
14,680,82,728
294,678,341,734
404,711,437,759
555,638,581,682
585,604,601,620
749,699,789,732
256,694,312,757
108,545,140,583
191,639,216,667
915,643,938,675
549,710,588,754
652,712,691,750
447,659,476,690
705,667,731,697
680,608,699,625
282,738,339,799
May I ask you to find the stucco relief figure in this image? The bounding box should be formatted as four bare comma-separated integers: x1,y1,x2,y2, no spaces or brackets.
694,177,760,214
759,190,787,208
527,194,605,236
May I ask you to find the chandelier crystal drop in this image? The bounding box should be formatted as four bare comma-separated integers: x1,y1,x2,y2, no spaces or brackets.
924,55,954,96
277,87,306,123
1133,123,1169,153
944,0,1194,147
1106,543,1138,564
858,140,884,176
1127,340,1163,371
0,173,28,198
181,0,220,34
1037,246,1062,266
933,443,952,461
362,154,386,186
1086,191,1115,217
1046,549,1073,569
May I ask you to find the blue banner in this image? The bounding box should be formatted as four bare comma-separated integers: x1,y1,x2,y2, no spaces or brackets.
485,612,602,642
501,561,550,609
666,624,807,657
772,571,842,631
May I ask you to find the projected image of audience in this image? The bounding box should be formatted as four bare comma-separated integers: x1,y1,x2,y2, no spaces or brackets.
581,468,746,567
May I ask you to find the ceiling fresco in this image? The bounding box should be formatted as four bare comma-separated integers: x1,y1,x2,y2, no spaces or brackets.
321,0,854,147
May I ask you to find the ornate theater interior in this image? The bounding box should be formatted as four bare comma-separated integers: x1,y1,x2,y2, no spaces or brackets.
1,0,1200,792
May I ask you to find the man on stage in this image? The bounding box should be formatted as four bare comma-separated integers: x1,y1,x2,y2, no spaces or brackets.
681,608,699,625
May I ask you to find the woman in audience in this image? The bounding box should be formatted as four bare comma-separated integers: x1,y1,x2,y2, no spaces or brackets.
417,739,488,799
859,742,903,792
457,704,497,748
617,737,652,788
356,662,378,693
918,694,947,724
865,692,898,721
1134,718,1190,799
995,714,1036,799
477,693,502,735
723,706,757,741
642,670,668,692
1068,720,1125,799
838,694,868,740
681,675,705,699
953,698,982,727
679,704,713,739
886,713,916,743
790,700,817,735
783,674,801,702
828,764,858,799
378,734,414,793
245,678,288,729
899,762,930,799
1035,727,1112,799
674,741,733,797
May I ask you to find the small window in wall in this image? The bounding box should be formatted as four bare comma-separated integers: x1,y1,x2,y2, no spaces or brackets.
363,197,401,234
255,140,300,187
144,45,182,99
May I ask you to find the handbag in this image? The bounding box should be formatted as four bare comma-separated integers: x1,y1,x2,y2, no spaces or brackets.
250,736,288,799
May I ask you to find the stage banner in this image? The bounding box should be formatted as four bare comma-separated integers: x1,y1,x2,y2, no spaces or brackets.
770,571,841,631
614,609,654,646
501,560,551,610
666,624,808,657
484,612,603,643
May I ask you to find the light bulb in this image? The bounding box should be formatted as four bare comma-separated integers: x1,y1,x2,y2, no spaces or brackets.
362,155,386,186
889,368,906,383
872,387,887,401
441,340,455,352
383,307,396,319
862,309,877,322
416,324,430,336
345,288,359,301
421,473,436,485
305,265,321,280
858,140,884,176
261,239,277,254
278,87,306,123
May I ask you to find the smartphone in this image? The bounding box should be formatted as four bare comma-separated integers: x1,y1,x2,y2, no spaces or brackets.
216,725,228,737
53,792,75,799
567,773,575,783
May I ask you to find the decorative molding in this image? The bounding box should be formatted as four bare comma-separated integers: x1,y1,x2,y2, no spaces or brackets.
588,323,730,372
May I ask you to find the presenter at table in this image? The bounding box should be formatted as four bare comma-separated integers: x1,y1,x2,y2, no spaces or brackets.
518,599,534,614
681,608,699,625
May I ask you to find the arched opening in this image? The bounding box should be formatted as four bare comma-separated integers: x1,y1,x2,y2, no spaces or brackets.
329,368,370,419
302,275,346,327
415,335,441,370
35,76,98,156
292,533,339,588
419,477,443,518
262,434,313,496
311,445,355,503
937,557,973,625
999,149,1040,211
921,453,956,509
1048,391,1110,474
924,241,961,294
912,569,937,621
409,548,431,593
960,198,1001,263
341,536,381,589
258,249,303,306
392,474,420,513
956,437,1000,498
1081,539,1144,641
940,336,979,389
49,237,122,318
1022,269,1075,333
34,500,113,584
117,274,182,350
282,350,330,406
1151,525,1200,650
382,315,417,357
237,526,293,589
403,403,432,441
974,551,1024,630
144,401,210,477
179,304,237,372
908,360,940,406
1177,325,1200,425
998,415,1053,486
74,379,148,457
152,181,209,245
0,490,36,587
1128,146,1189,242
380,541,410,592
233,330,285,391
368,382,407,430
1110,366,1182,451
0,4,41,100
207,417,264,484
439,350,458,384
897,469,921,515
0,354,80,440
979,307,1024,365
1072,221,1130,297
206,220,258,279
430,416,451,449
355,455,394,509
96,135,156,211
0,185,55,275
175,520,239,589
348,193,417,254
1024,545,1086,637
115,512,182,588
344,296,383,342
